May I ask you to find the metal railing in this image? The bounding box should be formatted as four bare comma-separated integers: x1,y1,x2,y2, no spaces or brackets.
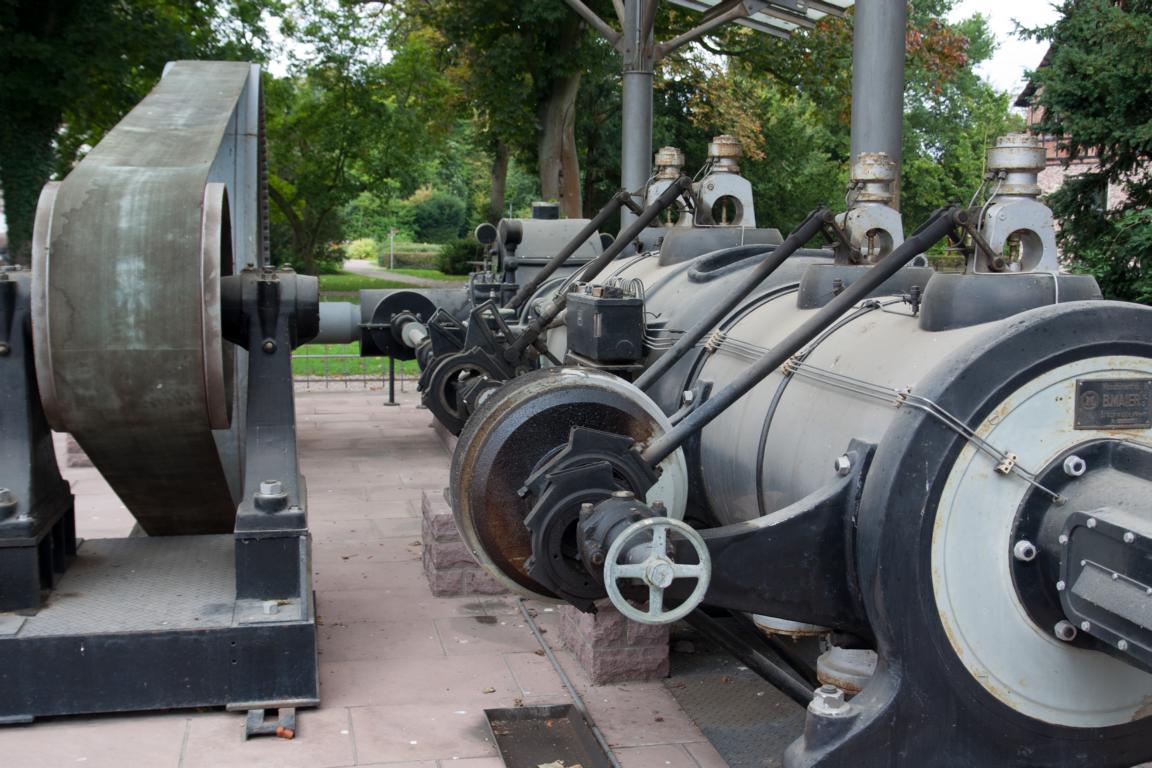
291,342,418,394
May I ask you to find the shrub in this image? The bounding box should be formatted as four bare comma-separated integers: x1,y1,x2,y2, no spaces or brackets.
345,238,380,262
437,239,483,275
411,191,467,243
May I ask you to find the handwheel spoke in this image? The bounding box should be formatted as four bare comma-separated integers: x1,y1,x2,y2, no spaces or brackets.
615,563,646,579
671,564,701,578
651,526,668,554
648,585,664,616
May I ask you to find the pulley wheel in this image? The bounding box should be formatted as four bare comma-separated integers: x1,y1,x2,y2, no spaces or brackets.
450,367,688,601
30,62,258,536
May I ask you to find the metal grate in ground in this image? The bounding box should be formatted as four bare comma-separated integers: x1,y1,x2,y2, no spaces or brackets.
666,636,805,768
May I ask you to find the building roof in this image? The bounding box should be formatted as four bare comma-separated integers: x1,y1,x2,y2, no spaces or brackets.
1015,45,1054,108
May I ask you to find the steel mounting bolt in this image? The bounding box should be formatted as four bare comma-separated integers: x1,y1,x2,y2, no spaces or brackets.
0,488,13,505
1119,639,1130,652
612,489,635,499
1124,532,1137,544
1081,621,1092,632
810,684,851,717
834,455,853,476
1054,621,1078,642
1056,580,1066,592
259,479,284,496
1058,534,1069,545
0,342,10,356
262,339,277,354
1063,455,1087,477
1013,540,1038,562
1086,518,1097,529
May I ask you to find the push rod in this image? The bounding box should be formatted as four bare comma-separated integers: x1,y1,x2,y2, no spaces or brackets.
503,175,693,363
634,205,829,391
684,610,814,707
505,191,632,311
641,206,963,466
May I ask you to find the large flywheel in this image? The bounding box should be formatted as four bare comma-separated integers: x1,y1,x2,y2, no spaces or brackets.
31,62,263,535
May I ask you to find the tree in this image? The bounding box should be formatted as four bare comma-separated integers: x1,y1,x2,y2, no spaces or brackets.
402,0,607,219
0,0,272,265
266,1,455,272
1024,0,1152,303
669,1,1020,232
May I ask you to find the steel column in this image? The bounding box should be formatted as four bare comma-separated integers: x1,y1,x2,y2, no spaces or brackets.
850,0,907,208
621,0,655,227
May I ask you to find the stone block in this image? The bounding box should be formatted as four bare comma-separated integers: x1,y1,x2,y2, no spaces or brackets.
65,435,93,468
559,602,669,684
428,539,476,569
466,569,510,595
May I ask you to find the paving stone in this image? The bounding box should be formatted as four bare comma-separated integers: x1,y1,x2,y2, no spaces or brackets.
616,744,700,768
349,704,498,763
0,713,186,768
435,616,540,656
683,740,730,768
182,708,355,768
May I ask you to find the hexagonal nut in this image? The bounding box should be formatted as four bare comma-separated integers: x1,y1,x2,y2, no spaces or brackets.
834,455,853,476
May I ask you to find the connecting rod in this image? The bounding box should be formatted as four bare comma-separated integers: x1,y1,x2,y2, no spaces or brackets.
640,206,964,466
634,205,830,391
503,175,693,363
505,190,636,311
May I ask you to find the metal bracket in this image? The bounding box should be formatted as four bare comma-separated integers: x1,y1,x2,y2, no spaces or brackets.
243,707,297,740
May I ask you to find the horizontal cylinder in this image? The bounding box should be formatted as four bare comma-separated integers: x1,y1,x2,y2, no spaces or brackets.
312,301,360,345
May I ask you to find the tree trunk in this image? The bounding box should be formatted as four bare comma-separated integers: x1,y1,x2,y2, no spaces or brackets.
0,111,59,266
488,139,510,223
537,70,583,218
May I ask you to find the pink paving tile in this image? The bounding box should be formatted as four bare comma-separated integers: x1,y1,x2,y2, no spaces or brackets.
579,683,704,748
313,559,432,593
182,708,355,768
356,761,439,768
0,714,186,768
435,616,542,656
320,655,521,709
502,652,572,698
312,537,422,565
318,619,445,661
349,704,498,763
309,517,391,543
442,757,505,768
616,744,701,768
683,740,730,768
316,590,517,625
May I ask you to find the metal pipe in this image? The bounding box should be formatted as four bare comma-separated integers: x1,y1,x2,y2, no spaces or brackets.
561,0,621,43
850,0,907,209
312,301,359,344
506,191,631,311
504,176,693,363
684,610,815,707
641,206,963,466
634,206,829,391
620,0,655,227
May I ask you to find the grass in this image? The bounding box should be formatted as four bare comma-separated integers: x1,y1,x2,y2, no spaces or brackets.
377,267,461,282
318,272,412,293
292,341,420,378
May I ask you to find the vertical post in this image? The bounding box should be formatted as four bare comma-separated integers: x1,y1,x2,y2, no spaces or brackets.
620,0,655,228
389,229,396,270
850,0,908,209
384,356,399,406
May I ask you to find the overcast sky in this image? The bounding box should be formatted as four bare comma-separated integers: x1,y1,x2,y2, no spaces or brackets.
948,0,1062,96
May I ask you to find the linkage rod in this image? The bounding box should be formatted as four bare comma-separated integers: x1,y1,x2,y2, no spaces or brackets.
641,206,963,466
634,205,829,391
503,176,694,363
505,191,632,311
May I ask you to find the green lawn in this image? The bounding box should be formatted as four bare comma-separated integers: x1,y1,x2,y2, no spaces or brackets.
318,272,412,293
378,267,461,282
292,341,420,378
